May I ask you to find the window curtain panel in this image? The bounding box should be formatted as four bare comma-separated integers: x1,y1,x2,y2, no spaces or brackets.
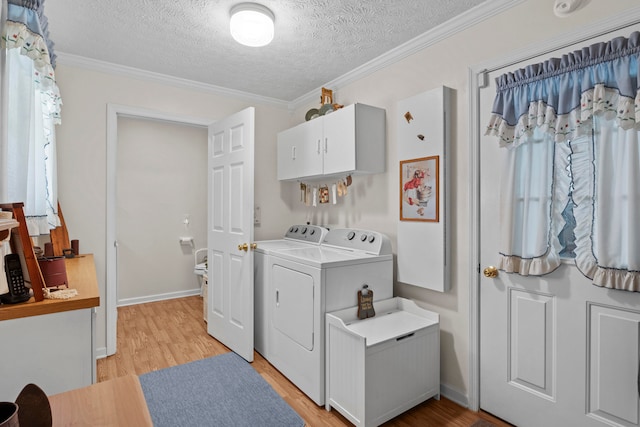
486,31,640,291
1,0,61,234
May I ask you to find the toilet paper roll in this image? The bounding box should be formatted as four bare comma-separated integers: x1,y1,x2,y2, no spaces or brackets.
179,237,194,246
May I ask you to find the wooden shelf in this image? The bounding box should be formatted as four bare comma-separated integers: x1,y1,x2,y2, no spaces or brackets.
0,218,19,233
0,220,18,242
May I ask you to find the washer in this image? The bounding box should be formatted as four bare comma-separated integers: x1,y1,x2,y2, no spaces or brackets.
266,228,393,406
254,225,328,359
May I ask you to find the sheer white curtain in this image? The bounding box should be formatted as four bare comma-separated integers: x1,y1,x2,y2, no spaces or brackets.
486,32,640,291
573,116,640,290
497,128,564,276
1,0,61,234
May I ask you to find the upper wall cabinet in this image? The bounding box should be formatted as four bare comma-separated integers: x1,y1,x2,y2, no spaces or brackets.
277,103,386,181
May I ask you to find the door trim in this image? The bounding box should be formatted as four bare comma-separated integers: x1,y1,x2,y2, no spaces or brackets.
467,9,640,411
105,104,214,356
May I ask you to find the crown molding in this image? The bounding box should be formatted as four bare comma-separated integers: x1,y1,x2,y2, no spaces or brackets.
288,0,525,110
55,52,290,109
472,5,640,73
56,0,522,112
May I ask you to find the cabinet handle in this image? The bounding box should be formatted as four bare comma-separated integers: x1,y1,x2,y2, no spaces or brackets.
291,146,296,160
276,289,279,306
317,139,321,154
396,332,415,342
324,137,328,153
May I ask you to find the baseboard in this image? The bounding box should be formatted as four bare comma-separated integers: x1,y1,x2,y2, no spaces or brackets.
117,288,201,307
440,383,469,408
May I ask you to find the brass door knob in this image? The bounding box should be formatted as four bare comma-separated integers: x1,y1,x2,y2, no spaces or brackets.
483,266,498,278
238,243,248,251
250,243,257,250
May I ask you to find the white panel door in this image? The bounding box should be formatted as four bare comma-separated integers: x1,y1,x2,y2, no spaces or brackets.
479,26,640,427
207,107,255,362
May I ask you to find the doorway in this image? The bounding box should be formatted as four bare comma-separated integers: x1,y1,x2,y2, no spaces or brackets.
116,117,207,305
106,104,215,356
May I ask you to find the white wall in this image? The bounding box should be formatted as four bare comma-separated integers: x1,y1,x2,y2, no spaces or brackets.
54,0,640,404
116,118,207,303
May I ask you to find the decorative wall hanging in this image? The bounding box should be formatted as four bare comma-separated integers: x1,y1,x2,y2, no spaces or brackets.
396,87,451,292
297,175,352,207
400,156,439,222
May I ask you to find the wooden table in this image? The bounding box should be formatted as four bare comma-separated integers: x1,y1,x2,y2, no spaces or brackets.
49,375,153,426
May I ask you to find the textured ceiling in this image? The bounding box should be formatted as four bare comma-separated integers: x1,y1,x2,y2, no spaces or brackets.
44,0,486,102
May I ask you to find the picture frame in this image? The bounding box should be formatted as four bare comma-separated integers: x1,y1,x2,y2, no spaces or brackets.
400,156,439,222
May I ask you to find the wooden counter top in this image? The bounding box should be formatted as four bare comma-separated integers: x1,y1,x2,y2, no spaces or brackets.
0,254,100,321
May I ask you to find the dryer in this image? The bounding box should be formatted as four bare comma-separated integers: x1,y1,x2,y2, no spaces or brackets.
267,228,393,406
254,225,328,358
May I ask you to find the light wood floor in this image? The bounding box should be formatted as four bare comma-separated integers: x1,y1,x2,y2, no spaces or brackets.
97,296,512,427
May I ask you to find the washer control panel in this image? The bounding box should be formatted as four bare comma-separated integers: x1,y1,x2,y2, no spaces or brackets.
322,229,391,255
284,224,328,244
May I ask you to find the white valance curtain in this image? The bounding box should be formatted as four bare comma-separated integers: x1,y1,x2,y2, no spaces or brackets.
1,0,61,234
486,31,640,292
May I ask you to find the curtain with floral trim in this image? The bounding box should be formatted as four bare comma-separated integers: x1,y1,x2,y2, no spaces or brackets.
486,31,640,292
1,0,61,234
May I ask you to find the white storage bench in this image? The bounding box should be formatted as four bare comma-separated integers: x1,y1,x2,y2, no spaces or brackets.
325,297,440,427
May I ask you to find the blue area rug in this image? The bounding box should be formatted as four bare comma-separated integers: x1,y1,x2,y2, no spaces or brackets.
139,352,304,427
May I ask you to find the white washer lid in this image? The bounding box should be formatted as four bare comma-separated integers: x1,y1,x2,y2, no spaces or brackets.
272,246,391,268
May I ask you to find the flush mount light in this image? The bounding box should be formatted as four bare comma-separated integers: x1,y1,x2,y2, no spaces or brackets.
229,3,275,47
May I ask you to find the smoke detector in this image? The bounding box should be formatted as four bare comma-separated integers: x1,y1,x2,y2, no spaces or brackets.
554,0,590,17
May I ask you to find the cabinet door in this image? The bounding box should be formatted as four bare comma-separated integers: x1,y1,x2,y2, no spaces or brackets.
322,104,356,176
277,119,323,180
0,309,93,400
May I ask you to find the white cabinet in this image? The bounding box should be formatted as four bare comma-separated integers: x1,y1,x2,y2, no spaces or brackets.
277,103,385,181
0,255,99,401
325,297,440,427
0,308,95,401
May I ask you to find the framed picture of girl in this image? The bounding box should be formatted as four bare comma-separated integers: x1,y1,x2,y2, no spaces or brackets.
400,156,439,222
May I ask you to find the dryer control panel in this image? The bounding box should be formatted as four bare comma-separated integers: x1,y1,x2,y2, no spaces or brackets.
321,229,392,255
284,224,328,244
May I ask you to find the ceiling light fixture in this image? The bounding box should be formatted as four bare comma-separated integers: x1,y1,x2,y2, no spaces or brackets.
229,3,275,47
